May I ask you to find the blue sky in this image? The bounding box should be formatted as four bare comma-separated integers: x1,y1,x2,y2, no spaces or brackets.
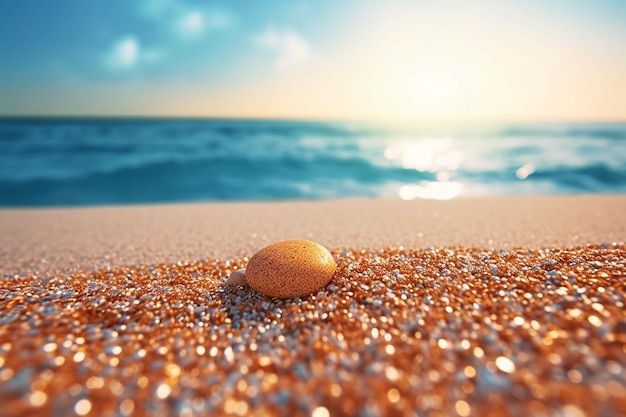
1,0,625,121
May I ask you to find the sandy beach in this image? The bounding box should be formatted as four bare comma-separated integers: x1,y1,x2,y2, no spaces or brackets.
1,195,625,416
2,195,625,278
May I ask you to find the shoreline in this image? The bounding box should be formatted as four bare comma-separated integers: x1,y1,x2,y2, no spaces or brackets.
2,195,625,277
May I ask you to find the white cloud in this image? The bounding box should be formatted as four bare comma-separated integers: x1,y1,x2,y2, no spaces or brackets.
138,0,176,19
105,36,139,70
178,12,205,37
103,36,164,72
138,0,233,39
176,10,233,39
254,28,312,70
102,3,234,73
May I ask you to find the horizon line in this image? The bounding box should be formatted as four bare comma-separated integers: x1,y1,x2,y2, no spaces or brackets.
1,114,626,125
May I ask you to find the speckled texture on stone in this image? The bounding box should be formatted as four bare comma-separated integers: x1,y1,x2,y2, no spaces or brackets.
246,240,336,298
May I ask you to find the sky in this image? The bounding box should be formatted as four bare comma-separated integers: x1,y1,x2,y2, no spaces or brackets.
1,0,625,122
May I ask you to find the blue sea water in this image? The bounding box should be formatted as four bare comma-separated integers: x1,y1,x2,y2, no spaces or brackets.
0,118,625,207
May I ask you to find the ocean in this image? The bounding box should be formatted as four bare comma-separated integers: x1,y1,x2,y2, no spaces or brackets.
0,118,624,207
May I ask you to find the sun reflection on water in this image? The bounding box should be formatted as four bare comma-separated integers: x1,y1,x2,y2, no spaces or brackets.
398,181,463,200
385,137,464,200
384,137,463,172
516,163,536,180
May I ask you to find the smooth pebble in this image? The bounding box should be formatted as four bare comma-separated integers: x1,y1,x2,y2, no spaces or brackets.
225,269,248,287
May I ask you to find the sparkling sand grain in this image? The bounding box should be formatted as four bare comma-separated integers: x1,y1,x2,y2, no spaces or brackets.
1,244,625,416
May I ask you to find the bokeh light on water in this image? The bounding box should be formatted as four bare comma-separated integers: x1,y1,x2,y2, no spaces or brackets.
384,137,464,200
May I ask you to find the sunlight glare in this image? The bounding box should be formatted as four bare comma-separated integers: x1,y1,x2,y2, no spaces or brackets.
399,181,462,200
384,137,462,172
516,163,536,179
405,71,458,106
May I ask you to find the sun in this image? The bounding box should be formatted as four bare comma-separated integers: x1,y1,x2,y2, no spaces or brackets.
404,71,459,107
371,67,464,120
